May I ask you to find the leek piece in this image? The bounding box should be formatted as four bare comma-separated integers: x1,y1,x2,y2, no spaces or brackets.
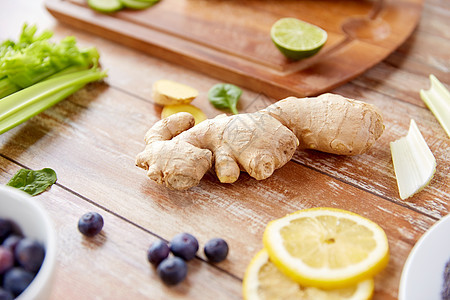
420,74,450,137
0,68,107,134
390,119,436,200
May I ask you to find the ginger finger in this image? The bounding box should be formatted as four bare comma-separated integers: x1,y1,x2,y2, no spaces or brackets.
136,140,212,190
214,147,241,183
144,112,195,144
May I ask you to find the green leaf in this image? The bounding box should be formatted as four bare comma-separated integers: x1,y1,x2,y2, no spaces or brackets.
6,168,57,196
207,83,242,115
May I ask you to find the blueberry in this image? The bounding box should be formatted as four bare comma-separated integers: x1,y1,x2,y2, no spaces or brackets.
0,288,14,300
147,240,170,266
2,267,34,297
156,257,187,285
169,233,199,261
1,235,22,253
0,246,14,275
204,238,229,263
0,219,12,244
78,212,104,237
14,238,45,273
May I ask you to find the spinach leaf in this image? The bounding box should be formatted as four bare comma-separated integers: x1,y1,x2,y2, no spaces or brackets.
6,168,57,196
207,83,242,115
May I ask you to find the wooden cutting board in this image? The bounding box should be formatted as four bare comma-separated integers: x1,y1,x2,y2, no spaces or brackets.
45,0,423,99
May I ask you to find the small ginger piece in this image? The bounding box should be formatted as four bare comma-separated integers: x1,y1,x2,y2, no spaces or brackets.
161,104,207,125
136,93,384,190
152,79,199,105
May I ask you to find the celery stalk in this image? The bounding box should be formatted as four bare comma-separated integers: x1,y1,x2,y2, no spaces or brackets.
390,119,436,200
0,68,107,134
420,75,450,138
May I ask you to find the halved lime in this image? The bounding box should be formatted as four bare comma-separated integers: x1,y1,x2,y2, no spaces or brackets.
120,0,158,9
271,17,328,61
87,0,123,13
128,0,159,3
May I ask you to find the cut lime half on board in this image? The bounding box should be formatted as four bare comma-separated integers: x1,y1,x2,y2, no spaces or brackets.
88,0,159,12
120,0,157,9
87,0,123,12
271,17,328,61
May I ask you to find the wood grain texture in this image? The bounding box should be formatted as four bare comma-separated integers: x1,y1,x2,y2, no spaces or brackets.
0,80,440,299
0,159,242,300
0,0,449,299
44,0,423,99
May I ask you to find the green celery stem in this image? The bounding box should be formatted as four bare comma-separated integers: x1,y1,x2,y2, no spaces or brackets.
0,68,107,134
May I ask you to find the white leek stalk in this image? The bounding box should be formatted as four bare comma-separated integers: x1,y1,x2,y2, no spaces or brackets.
420,75,450,137
390,119,436,200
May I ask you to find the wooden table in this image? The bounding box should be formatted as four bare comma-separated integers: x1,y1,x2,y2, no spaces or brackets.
1,0,448,299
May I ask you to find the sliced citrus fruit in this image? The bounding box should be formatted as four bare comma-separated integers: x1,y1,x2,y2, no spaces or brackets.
161,104,207,125
243,249,374,300
270,17,327,60
120,0,157,9
263,207,389,289
87,0,123,13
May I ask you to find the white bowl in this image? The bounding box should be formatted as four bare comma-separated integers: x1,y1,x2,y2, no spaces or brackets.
399,214,450,300
0,184,57,300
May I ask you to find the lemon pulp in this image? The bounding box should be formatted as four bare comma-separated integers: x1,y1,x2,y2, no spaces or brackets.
263,208,389,289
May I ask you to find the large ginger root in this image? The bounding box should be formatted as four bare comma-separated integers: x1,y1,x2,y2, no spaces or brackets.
136,93,384,190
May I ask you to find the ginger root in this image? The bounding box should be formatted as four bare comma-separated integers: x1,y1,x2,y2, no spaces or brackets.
152,79,198,105
161,104,207,125
136,93,384,190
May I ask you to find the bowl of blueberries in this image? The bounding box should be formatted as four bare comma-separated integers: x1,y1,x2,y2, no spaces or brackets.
0,184,56,300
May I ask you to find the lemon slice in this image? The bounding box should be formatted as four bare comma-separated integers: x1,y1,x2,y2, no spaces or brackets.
271,17,327,61
263,208,389,289
243,249,374,300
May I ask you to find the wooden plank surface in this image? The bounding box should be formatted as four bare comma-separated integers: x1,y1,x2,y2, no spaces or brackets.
0,0,449,299
44,0,423,99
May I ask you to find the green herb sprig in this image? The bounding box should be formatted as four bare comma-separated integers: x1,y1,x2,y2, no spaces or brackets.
207,83,242,115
